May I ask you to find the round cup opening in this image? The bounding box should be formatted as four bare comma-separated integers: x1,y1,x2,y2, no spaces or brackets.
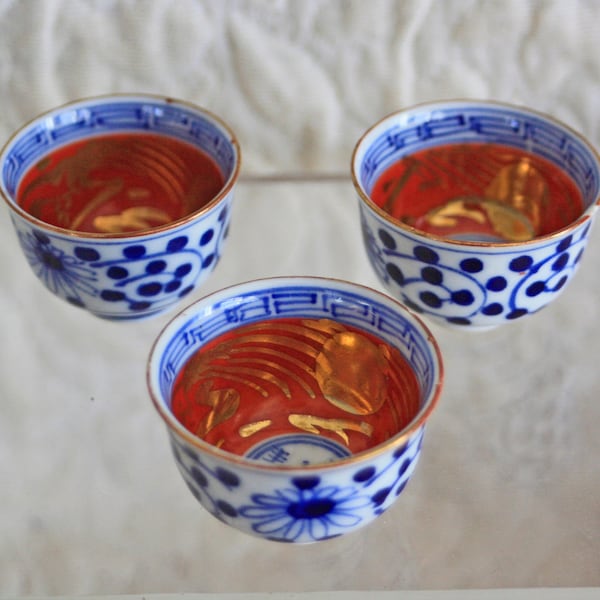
0,95,240,236
169,315,423,466
149,278,443,469
353,102,600,245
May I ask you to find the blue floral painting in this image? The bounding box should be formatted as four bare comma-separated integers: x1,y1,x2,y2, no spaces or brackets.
239,476,372,542
19,230,97,307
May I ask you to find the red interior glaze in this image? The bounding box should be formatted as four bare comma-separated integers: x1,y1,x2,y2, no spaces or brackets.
370,142,583,242
171,317,421,457
17,133,225,233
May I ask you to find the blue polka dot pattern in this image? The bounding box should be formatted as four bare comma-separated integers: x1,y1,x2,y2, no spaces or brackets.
509,256,533,272
138,282,162,297
202,254,215,269
526,281,546,297
421,291,442,308
557,235,573,252
74,247,101,261
451,290,475,305
200,229,214,246
353,466,376,482
422,266,443,285
13,215,231,319
169,426,424,543
387,264,405,285
147,260,167,274
107,266,128,279
101,290,125,302
414,246,439,264
215,467,241,488
486,276,507,291
123,245,146,259
167,236,188,253
2,96,239,320
482,303,503,316
175,263,192,278
149,279,441,543
353,101,600,329
357,207,594,329
552,253,569,271
460,258,483,273
379,229,396,250
165,280,182,293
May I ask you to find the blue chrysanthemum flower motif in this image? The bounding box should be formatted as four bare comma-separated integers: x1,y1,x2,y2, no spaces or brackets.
19,230,97,306
240,476,372,542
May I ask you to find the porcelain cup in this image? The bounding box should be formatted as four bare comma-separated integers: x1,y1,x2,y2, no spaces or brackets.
352,100,600,330
147,276,443,543
0,94,241,320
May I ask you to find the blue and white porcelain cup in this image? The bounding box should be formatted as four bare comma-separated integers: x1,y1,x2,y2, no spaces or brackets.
352,100,600,330
0,94,241,320
147,277,443,543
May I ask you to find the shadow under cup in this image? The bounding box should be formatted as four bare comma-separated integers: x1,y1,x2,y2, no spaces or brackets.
352,101,600,329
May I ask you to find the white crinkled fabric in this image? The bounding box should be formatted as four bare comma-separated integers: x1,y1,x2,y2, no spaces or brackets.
1,0,600,596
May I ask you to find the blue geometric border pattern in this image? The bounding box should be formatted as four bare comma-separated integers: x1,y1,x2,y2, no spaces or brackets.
169,427,424,543
245,434,352,465
359,104,600,208
2,98,237,197
360,204,593,327
158,284,436,404
12,201,231,320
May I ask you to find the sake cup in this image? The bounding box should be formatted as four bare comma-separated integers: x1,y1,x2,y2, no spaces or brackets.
0,94,240,320
352,100,600,330
147,277,443,543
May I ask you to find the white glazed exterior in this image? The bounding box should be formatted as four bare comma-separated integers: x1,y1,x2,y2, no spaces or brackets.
352,100,600,329
0,95,241,320
147,277,443,543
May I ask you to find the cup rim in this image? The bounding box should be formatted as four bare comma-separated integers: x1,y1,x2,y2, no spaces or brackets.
351,98,600,249
146,275,444,472
0,93,242,240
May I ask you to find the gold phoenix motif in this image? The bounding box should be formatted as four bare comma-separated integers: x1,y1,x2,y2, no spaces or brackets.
173,318,418,455
384,145,556,242
18,135,222,233
93,206,172,232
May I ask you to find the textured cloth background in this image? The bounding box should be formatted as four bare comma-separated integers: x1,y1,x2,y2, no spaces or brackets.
2,0,600,173
1,0,600,596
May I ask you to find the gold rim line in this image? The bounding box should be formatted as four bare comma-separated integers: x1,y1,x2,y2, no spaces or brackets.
146,275,445,474
350,98,600,249
0,93,242,240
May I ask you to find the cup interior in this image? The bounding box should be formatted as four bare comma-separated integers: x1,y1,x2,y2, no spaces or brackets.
353,101,600,243
1,95,239,235
149,278,443,467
